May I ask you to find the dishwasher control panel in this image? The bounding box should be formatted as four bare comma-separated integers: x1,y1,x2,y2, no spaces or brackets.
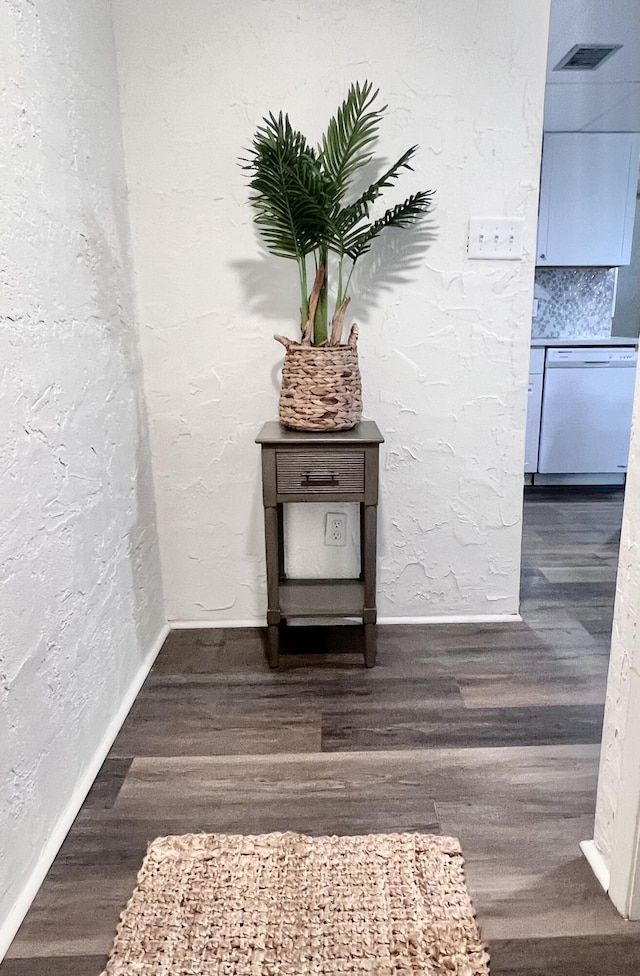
546,348,637,367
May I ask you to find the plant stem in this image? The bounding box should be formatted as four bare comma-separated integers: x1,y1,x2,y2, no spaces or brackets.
337,256,344,309
299,257,308,331
343,259,356,300
313,245,328,345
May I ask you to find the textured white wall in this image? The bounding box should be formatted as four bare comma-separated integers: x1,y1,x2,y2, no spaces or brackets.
112,0,550,623
593,357,640,913
0,0,164,939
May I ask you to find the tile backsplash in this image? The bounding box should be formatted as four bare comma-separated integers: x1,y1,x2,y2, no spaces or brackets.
532,268,616,339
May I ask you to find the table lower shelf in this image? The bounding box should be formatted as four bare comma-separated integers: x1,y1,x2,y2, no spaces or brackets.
278,579,365,618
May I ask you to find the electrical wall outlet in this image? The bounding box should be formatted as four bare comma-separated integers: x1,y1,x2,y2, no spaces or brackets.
325,513,347,546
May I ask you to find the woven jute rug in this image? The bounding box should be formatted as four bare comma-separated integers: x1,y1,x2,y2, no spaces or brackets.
102,831,489,975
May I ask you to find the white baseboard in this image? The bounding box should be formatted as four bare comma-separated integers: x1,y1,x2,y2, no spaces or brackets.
580,839,611,893
0,622,170,963
170,613,522,628
169,619,262,628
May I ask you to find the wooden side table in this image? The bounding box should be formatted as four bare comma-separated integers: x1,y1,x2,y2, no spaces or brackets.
256,420,384,669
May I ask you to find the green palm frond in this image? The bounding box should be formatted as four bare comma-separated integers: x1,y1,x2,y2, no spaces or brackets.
240,83,436,341
319,81,384,201
344,190,434,261
243,112,333,261
332,146,419,244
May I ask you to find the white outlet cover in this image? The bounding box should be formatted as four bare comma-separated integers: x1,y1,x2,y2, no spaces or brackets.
325,512,346,546
467,217,524,260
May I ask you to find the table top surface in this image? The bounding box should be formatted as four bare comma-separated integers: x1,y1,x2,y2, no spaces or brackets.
256,420,384,446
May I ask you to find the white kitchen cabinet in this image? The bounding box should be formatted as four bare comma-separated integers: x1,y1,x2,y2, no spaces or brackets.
536,132,640,267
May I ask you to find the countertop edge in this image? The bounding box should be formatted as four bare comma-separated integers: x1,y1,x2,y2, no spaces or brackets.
531,336,638,347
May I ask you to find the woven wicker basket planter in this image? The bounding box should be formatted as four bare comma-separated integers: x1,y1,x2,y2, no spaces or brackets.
277,327,362,432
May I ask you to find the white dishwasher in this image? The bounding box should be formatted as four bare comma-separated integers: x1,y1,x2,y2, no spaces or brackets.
538,347,637,476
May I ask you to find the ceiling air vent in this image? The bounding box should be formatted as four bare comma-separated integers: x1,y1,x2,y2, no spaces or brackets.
554,44,622,71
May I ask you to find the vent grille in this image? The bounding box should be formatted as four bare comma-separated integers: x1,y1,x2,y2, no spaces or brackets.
554,44,622,71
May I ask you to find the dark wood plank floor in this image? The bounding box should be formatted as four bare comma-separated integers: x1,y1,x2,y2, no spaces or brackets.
3,487,639,975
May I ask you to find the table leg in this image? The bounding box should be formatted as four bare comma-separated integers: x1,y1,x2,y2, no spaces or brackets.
364,621,377,668
362,504,378,667
264,506,281,669
266,622,280,669
277,503,285,579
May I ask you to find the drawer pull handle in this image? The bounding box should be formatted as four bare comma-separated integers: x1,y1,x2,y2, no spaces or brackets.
301,472,338,487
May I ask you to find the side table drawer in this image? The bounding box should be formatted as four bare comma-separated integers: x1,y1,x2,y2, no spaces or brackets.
276,450,365,494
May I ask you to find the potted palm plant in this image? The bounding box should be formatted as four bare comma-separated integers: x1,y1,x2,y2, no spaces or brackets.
242,81,434,431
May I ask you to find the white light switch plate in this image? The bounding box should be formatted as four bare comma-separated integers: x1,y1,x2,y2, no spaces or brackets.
467,217,524,260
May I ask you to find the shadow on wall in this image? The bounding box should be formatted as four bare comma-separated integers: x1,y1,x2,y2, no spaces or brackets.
130,371,166,653
351,221,438,325
82,206,165,654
